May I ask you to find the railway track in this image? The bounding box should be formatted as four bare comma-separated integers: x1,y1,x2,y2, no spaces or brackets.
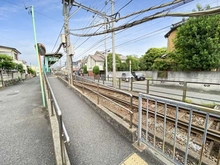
73,79,220,165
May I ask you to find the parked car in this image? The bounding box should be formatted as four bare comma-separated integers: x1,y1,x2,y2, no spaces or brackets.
121,73,129,82
132,72,145,81
121,73,133,82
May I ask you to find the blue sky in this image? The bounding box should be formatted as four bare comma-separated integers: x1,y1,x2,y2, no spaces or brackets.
0,0,219,66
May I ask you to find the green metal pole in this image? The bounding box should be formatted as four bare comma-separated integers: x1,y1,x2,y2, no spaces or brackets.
31,6,46,107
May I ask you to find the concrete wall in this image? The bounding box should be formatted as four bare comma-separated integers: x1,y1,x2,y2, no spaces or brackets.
145,71,220,91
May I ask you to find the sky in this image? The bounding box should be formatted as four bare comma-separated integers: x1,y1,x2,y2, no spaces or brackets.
0,0,219,66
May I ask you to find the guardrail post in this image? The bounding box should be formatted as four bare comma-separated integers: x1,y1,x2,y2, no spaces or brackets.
50,99,54,116
182,82,187,102
97,83,99,104
138,94,142,146
130,96,133,128
146,80,149,94
82,77,85,93
58,115,65,165
119,78,121,89
130,78,133,91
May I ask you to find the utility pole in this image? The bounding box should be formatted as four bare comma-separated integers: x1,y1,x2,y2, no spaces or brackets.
104,27,108,80
31,6,46,107
110,0,116,88
63,0,73,85
104,1,108,80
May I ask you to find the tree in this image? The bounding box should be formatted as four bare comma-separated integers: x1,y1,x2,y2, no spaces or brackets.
83,65,88,74
28,68,36,75
139,48,167,70
92,65,100,75
173,5,220,71
107,53,121,71
0,54,16,71
120,62,128,71
125,55,140,71
17,64,24,74
0,54,16,87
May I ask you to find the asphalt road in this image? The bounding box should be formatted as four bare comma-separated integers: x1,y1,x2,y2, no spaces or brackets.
48,76,165,165
100,80,220,105
0,77,55,165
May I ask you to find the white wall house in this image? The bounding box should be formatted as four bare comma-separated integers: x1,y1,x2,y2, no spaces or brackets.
87,54,104,71
17,60,28,74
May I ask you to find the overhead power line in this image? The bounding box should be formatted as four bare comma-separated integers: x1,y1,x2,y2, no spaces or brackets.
70,7,220,37
70,0,189,31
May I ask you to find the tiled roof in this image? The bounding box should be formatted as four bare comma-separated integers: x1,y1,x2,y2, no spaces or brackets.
164,20,186,38
91,55,104,62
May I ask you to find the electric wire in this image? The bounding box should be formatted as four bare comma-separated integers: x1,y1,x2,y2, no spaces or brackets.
74,0,132,56
70,0,189,31
73,0,189,59
70,6,220,37
51,25,64,53
73,1,111,50
2,0,63,22
72,1,108,45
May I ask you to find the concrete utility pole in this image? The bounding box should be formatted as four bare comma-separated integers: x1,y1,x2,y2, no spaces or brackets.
63,0,73,85
104,3,108,80
110,0,116,88
104,28,108,80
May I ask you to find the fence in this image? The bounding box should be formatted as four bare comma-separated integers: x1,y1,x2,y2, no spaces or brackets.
44,74,70,165
95,77,220,106
73,75,134,128
138,93,220,165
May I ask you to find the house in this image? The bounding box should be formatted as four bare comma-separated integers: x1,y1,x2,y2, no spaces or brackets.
0,45,21,62
87,53,105,76
164,20,185,52
79,50,127,76
72,59,82,72
17,60,28,74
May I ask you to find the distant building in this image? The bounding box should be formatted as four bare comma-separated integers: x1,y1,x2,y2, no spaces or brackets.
87,52,105,76
0,45,21,62
75,50,127,76
164,20,186,52
17,60,28,74
118,54,127,63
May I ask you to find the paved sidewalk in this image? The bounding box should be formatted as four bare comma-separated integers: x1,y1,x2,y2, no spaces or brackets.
0,78,55,165
48,75,165,165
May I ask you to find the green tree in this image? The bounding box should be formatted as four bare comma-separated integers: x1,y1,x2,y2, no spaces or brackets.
107,53,121,71
83,65,88,74
152,52,175,70
0,54,16,87
120,62,128,71
139,48,167,70
0,54,16,71
17,64,24,74
28,68,36,75
126,55,140,71
92,65,100,75
173,5,220,71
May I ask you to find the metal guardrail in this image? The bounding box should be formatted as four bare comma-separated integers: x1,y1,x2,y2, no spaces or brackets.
44,74,70,165
138,93,220,165
97,77,220,106
73,75,134,128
